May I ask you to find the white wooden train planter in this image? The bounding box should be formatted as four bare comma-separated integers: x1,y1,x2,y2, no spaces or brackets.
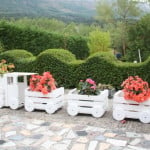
113,90,150,123
0,72,36,109
25,87,64,114
67,88,108,118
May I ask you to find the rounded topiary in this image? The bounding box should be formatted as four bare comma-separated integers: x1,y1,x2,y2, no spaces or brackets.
0,49,33,63
38,49,76,63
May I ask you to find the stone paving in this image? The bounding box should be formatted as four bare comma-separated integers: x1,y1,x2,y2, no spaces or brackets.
0,92,150,150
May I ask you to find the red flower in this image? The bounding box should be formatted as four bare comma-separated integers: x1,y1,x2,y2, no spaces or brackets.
29,72,57,94
121,76,150,103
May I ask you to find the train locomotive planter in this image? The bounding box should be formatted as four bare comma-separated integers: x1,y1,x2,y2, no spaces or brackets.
67,88,108,118
0,72,36,109
25,87,64,114
113,90,150,123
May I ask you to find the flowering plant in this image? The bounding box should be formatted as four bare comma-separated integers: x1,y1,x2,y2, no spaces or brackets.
29,72,56,94
78,78,100,95
121,76,150,103
0,59,15,74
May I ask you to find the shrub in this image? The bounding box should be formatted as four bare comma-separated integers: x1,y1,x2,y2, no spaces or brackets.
0,48,150,89
0,22,89,59
0,49,33,64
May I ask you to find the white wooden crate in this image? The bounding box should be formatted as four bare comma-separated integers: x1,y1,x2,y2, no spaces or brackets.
113,90,150,123
25,87,64,114
67,88,108,118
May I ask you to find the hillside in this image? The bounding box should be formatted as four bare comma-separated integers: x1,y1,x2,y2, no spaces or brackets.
0,0,96,23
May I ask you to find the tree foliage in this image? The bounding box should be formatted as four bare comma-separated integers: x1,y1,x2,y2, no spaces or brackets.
127,13,150,62
88,30,111,54
96,0,142,55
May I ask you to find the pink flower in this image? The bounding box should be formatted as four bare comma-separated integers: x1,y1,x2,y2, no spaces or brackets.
86,78,95,85
90,85,96,90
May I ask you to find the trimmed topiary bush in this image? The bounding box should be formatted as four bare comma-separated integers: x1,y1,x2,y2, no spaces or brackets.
0,48,149,89
0,22,89,59
0,49,33,63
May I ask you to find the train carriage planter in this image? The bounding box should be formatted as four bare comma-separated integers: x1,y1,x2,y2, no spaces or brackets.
25,87,64,114
0,72,36,109
113,90,150,123
67,88,108,118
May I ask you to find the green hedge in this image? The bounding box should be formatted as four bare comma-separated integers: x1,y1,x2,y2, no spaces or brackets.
0,22,89,59
0,49,150,88
0,49,33,63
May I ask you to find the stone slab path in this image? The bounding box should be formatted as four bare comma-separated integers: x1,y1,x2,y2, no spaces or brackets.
0,93,150,150
0,114,150,150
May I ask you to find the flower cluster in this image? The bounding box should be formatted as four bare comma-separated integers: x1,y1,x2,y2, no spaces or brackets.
121,76,150,103
29,72,56,94
0,59,15,74
78,78,100,95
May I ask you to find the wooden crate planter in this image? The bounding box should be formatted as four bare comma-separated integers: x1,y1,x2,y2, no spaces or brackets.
25,87,64,114
67,88,108,118
113,90,150,123
0,72,36,109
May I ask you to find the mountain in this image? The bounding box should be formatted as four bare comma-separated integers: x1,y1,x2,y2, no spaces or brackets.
0,0,149,23
0,0,96,23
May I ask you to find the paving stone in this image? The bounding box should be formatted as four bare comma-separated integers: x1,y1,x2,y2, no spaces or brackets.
41,141,56,149
104,132,116,138
76,137,89,143
109,146,123,150
2,141,16,147
112,130,125,135
143,134,150,141
71,143,86,150
21,138,35,145
129,138,141,146
140,140,150,149
73,125,86,131
50,143,69,150
128,145,147,150
2,125,14,132
26,124,39,130
86,126,106,133
88,131,100,139
106,138,127,147
61,139,71,146
40,122,50,126
5,131,16,137
50,135,62,141
88,140,98,150
33,127,47,133
20,130,31,136
0,140,6,145
57,128,70,136
32,119,45,125
126,132,142,138
8,134,25,141
66,130,77,139
76,131,88,136
31,134,43,139
95,135,106,141
18,146,38,150
42,130,54,136
99,142,110,150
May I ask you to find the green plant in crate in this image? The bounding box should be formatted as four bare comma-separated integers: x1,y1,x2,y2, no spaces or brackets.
78,78,100,95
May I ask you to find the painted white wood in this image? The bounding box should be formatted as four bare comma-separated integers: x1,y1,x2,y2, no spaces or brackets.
67,88,108,118
0,72,37,109
113,90,150,123
25,87,64,114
